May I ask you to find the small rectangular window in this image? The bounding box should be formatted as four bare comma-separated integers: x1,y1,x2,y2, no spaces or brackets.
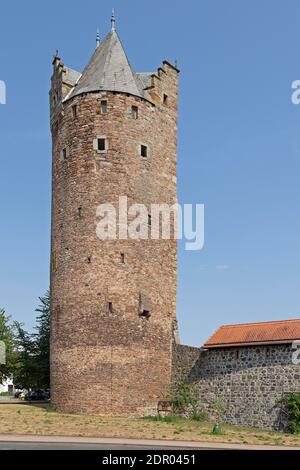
141,145,148,158
131,106,138,119
101,101,107,114
163,94,168,105
63,148,67,160
120,253,125,264
98,138,106,151
148,214,152,226
108,302,113,314
72,105,77,118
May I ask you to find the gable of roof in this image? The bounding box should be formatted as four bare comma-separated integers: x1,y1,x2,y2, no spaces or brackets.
63,67,82,88
203,318,300,348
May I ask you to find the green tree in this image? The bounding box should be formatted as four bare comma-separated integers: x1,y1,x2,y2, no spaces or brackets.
33,291,50,388
212,397,225,434
0,309,17,384
0,292,51,391
172,380,203,419
13,322,37,389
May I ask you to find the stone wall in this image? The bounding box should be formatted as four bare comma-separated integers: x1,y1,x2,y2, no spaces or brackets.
172,344,201,383
50,59,179,416
172,343,300,430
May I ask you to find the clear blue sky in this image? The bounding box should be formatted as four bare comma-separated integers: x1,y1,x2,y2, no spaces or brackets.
1,0,300,346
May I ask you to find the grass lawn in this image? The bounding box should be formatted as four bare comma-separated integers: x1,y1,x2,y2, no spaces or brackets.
0,404,299,447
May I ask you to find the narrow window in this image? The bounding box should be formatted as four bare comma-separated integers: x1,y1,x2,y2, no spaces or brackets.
63,148,67,160
72,105,77,118
101,100,107,114
235,349,240,360
78,207,82,218
108,302,113,314
139,292,152,319
86,256,91,264
120,253,125,264
163,94,168,105
97,138,106,151
131,106,138,119
141,144,148,158
51,253,57,273
148,214,152,226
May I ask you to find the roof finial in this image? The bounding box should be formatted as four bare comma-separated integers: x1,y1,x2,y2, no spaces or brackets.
52,49,62,68
111,8,116,32
96,28,100,48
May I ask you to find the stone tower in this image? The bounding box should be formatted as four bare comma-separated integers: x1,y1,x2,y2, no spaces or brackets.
50,15,179,415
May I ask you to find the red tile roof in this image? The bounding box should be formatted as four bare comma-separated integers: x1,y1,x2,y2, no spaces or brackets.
203,319,300,348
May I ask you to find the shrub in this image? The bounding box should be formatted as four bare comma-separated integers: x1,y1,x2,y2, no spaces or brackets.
191,412,207,422
172,380,200,416
282,393,300,434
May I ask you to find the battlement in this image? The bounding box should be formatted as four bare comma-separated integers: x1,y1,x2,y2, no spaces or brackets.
50,53,80,124
145,60,179,107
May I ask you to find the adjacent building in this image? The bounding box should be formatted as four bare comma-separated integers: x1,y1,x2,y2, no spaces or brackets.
173,319,300,429
0,377,14,394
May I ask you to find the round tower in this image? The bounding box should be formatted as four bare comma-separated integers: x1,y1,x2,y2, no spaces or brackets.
49,17,179,415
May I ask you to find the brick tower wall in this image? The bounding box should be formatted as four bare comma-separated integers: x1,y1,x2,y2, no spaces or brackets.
50,61,179,415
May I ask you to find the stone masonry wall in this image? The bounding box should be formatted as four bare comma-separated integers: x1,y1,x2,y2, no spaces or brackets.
50,61,179,416
173,344,300,430
172,344,200,384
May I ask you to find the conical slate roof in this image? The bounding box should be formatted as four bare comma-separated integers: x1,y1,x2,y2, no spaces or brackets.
69,31,149,100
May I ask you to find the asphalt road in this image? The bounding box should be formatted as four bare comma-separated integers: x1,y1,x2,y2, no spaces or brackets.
1,435,296,450
0,441,205,450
